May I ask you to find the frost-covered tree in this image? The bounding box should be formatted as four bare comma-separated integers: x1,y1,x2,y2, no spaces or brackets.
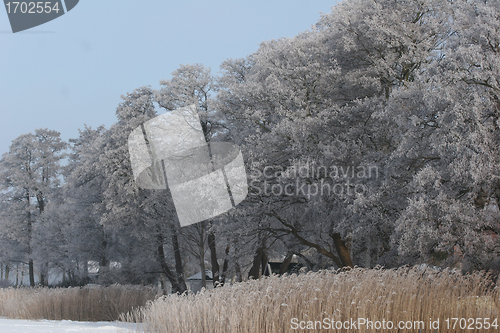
1,0,497,286
215,0,487,270
0,129,67,286
391,0,500,269
156,64,232,287
59,125,108,285
97,86,188,292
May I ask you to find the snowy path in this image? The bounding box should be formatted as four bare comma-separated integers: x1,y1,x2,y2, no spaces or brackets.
0,318,142,333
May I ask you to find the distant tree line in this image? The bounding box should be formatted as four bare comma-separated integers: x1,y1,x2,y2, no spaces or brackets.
1,0,499,291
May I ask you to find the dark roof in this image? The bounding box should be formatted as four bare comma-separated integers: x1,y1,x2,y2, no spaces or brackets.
263,262,304,276
187,270,213,281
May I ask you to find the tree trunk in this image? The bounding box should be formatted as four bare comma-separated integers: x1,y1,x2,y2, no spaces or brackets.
27,193,35,287
28,259,35,287
235,262,242,282
36,193,48,286
196,222,206,289
170,225,187,294
159,273,167,293
98,238,109,284
21,264,25,286
208,225,220,287
220,245,230,286
39,262,48,286
248,244,266,279
156,228,187,294
5,264,9,281
332,233,353,268
156,242,178,294
199,242,206,289
15,263,19,287
279,252,294,275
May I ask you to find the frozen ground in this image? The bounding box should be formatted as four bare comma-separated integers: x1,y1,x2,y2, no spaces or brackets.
0,318,142,332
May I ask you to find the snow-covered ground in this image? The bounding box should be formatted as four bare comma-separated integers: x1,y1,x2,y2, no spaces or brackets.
0,318,142,333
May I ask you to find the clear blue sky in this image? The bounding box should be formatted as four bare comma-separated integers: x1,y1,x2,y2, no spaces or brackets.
0,1,337,155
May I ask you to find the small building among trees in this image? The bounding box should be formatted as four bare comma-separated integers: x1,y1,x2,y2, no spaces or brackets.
187,270,213,294
263,262,304,276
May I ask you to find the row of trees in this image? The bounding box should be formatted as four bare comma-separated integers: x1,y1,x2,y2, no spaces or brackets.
1,0,499,290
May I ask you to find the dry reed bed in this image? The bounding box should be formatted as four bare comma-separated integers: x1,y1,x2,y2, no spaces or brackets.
133,267,500,333
0,284,158,321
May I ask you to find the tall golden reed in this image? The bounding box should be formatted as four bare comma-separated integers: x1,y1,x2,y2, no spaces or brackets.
132,267,500,333
0,284,158,321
